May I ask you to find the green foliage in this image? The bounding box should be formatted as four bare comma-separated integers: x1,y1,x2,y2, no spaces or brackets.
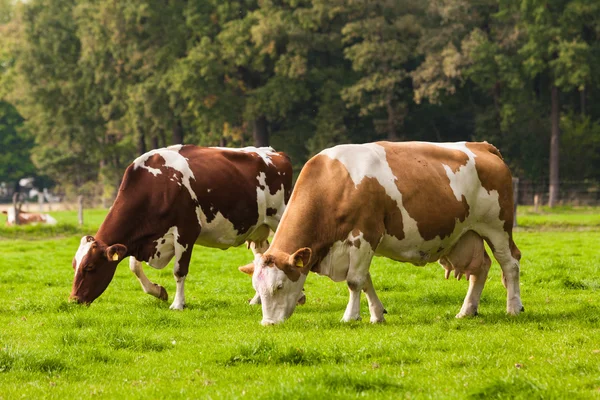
2,0,600,194
0,102,35,186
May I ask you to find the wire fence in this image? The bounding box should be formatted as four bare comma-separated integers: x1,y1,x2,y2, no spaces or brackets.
515,179,600,206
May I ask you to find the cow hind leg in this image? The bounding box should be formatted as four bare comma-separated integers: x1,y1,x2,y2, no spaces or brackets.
486,235,524,316
129,257,168,301
170,247,192,310
363,273,386,323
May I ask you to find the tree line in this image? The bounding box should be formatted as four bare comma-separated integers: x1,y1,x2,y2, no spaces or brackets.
1,0,599,206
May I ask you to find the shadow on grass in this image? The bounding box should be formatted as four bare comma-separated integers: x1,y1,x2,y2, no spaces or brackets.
468,375,549,399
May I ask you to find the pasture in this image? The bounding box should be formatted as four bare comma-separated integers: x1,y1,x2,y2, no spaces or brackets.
0,209,599,399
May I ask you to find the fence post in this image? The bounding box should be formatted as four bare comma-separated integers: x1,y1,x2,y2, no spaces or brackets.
78,195,84,226
12,192,20,226
512,177,519,227
38,191,44,212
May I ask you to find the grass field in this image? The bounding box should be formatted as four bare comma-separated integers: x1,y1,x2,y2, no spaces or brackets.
0,208,598,398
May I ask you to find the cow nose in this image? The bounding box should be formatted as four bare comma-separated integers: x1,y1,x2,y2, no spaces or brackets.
261,319,277,326
69,295,84,304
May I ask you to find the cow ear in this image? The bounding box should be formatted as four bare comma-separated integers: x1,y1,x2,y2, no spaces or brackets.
238,263,255,275
289,247,312,269
105,244,127,262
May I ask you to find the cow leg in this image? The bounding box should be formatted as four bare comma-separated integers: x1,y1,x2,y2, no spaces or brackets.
342,282,362,322
487,235,523,315
170,247,192,310
247,239,269,305
456,252,491,318
129,257,168,301
341,246,375,322
363,273,386,323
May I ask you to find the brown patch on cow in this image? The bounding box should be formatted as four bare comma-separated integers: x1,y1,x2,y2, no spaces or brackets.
381,143,470,240
266,207,278,217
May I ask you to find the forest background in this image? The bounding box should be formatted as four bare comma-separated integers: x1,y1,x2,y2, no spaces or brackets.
1,0,599,206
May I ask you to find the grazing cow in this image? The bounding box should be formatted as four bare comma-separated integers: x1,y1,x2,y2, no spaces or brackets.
70,145,292,309
240,141,523,325
2,209,57,226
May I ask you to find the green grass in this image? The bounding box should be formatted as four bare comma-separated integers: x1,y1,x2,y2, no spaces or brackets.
517,205,600,228
0,210,599,398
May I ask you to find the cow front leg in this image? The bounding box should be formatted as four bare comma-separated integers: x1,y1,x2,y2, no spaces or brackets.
342,281,362,322
363,273,386,323
170,247,192,310
247,239,270,305
456,252,491,318
129,257,168,301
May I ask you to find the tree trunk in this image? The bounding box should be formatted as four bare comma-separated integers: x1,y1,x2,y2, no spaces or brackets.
137,130,146,155
548,85,560,208
386,98,398,141
172,120,184,145
152,135,159,150
253,115,269,147
580,87,586,115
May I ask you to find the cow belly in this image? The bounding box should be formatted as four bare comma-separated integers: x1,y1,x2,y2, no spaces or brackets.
375,233,451,266
195,211,247,248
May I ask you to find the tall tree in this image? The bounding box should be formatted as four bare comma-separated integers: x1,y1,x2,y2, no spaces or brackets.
341,0,422,141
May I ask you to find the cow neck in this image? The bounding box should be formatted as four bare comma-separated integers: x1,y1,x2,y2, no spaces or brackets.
269,200,332,270
94,200,148,260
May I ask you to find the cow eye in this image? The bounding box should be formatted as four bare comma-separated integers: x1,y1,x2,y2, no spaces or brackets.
276,283,283,290
83,264,95,272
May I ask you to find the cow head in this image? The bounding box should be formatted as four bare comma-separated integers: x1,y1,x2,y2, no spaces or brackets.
70,235,127,304
242,248,311,325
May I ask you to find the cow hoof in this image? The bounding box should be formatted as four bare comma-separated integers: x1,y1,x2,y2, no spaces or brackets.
383,308,388,314
169,303,185,310
341,316,362,323
370,316,386,324
157,286,168,301
520,306,525,312
455,310,478,319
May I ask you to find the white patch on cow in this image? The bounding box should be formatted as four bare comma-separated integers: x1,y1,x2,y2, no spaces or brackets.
195,209,241,248
4,208,15,224
133,148,198,202
148,226,188,269
45,215,57,225
213,146,278,166
318,231,374,283
253,259,307,325
74,238,93,273
167,144,183,152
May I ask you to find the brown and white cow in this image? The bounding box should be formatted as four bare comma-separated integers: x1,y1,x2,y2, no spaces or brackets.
2,209,57,226
70,145,292,309
240,141,523,325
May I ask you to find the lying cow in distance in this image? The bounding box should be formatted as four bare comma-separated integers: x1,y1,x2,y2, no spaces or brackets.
241,141,523,325
70,145,292,310
2,209,57,226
